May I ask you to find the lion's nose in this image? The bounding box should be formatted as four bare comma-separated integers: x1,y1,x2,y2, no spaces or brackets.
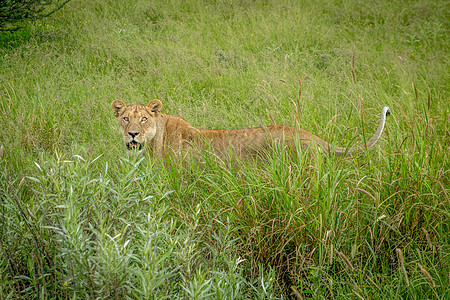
128,132,139,138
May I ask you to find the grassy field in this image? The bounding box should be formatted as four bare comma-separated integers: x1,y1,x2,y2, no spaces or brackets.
0,0,449,298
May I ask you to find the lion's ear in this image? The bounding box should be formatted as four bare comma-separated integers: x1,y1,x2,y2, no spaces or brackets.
111,100,127,117
147,99,162,114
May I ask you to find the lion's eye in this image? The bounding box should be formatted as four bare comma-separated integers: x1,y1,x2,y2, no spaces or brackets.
141,117,148,122
123,117,129,122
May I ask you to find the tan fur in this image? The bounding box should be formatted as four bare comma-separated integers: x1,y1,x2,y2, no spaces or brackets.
111,99,390,158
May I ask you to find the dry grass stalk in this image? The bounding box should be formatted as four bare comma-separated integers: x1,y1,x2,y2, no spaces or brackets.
413,83,418,103
294,76,302,126
0,145,3,159
365,274,380,290
337,251,355,272
357,96,366,141
266,109,276,125
427,88,432,110
354,188,376,202
351,48,356,83
329,243,334,265
291,286,304,300
352,289,365,300
396,248,409,286
296,76,302,116
417,263,436,288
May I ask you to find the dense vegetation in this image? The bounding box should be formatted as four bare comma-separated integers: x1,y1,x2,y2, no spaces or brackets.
0,0,448,298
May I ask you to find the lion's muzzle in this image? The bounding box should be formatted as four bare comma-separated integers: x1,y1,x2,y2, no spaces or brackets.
125,131,145,150
126,141,144,151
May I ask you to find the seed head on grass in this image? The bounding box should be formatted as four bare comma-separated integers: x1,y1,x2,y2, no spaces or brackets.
337,251,355,272
18,177,25,189
396,248,409,286
417,263,436,288
421,228,433,250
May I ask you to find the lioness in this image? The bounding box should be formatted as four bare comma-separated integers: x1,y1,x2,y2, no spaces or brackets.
111,99,390,158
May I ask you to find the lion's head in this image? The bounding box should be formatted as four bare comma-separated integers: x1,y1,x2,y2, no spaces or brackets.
111,99,162,151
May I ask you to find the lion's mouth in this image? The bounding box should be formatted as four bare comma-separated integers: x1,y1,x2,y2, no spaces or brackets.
126,141,144,151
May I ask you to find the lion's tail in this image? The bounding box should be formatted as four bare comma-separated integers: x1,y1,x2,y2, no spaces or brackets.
327,106,391,157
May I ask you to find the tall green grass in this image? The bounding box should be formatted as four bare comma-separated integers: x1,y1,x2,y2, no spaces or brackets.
1,0,448,298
